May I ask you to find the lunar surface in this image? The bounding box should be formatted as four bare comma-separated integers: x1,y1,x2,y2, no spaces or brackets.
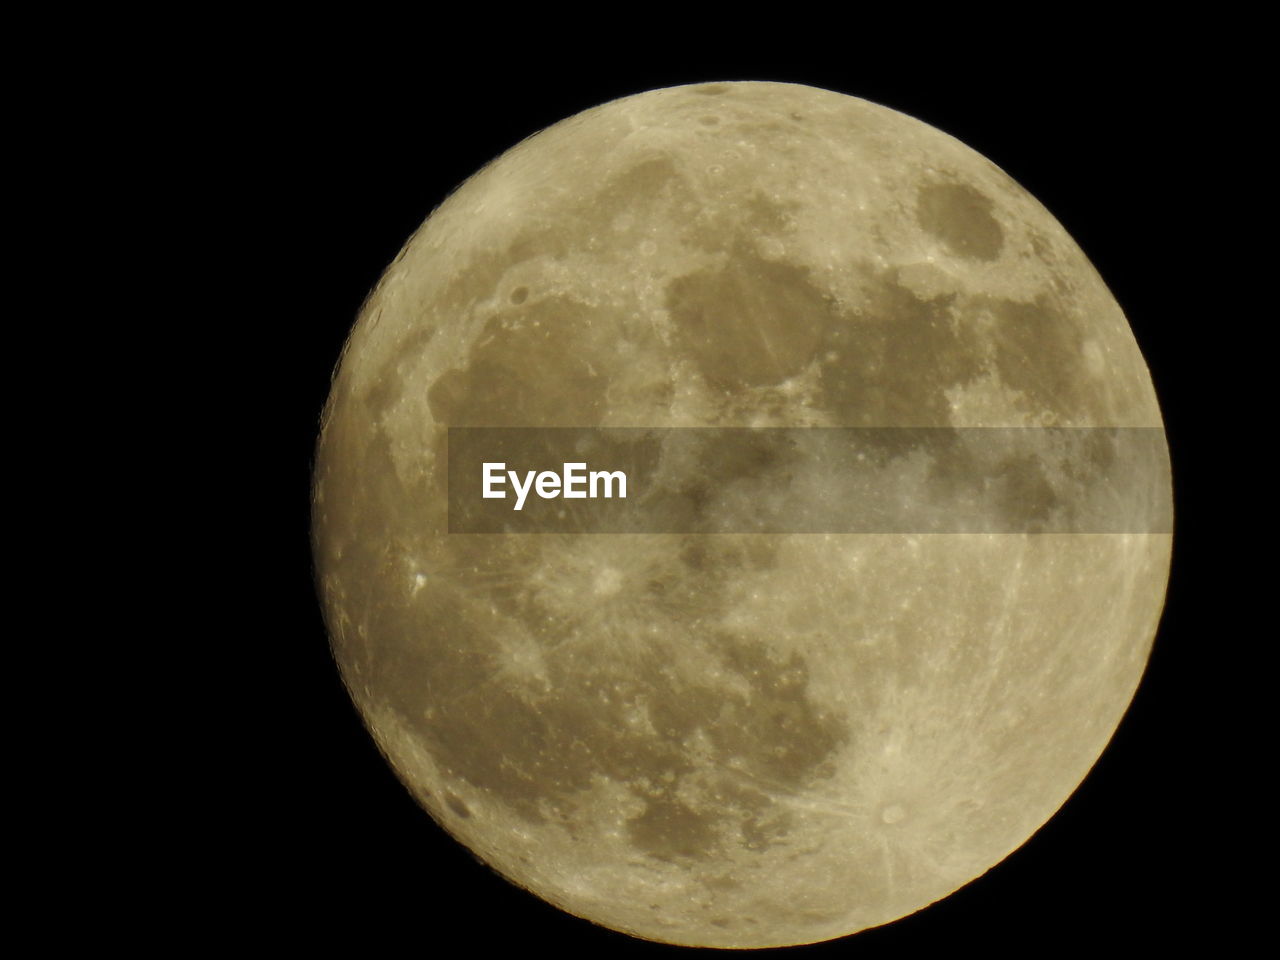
312,82,1171,948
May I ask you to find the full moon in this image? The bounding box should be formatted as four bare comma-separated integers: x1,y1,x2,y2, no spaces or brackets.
312,82,1171,948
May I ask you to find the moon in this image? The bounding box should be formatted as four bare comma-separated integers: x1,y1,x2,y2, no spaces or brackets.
311,81,1171,948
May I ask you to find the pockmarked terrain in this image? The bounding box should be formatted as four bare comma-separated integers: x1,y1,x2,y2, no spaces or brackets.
312,82,1171,948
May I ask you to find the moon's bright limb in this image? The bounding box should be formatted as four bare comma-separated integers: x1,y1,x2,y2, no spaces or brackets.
312,82,1171,948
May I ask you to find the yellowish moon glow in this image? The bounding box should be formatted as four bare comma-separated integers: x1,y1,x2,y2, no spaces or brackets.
311,81,1171,948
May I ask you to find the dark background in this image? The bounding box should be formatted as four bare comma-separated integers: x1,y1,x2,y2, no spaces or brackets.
226,37,1229,956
